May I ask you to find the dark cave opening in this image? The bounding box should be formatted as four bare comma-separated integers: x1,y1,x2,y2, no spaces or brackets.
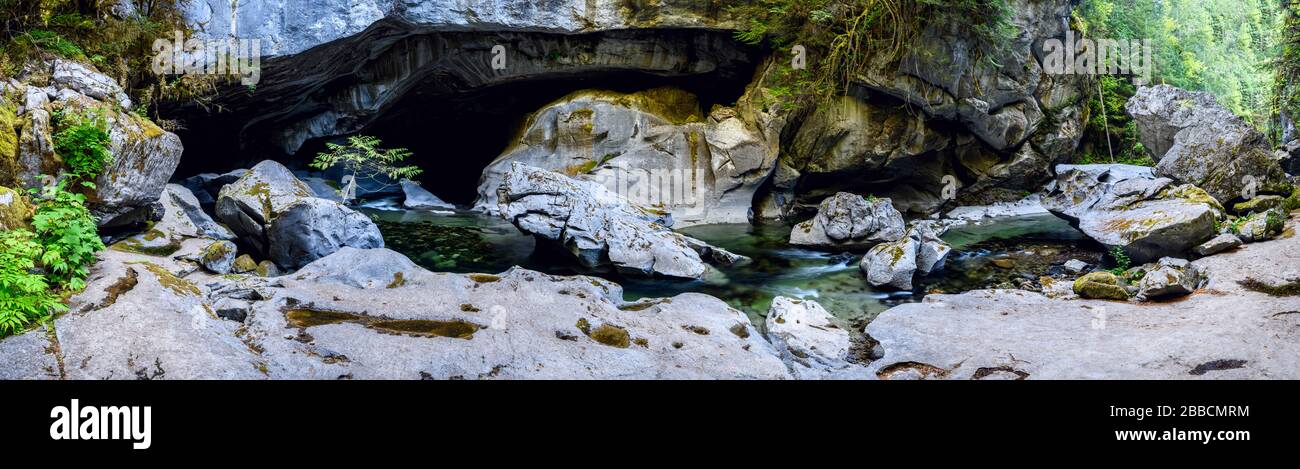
165,26,765,205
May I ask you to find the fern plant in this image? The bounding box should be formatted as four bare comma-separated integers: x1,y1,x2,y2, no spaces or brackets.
0,229,67,336
53,111,112,181
30,180,105,291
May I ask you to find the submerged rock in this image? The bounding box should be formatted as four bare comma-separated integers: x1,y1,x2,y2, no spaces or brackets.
790,192,906,249
216,160,382,269
764,297,870,380
496,163,745,279
1126,85,1290,204
1044,164,1223,263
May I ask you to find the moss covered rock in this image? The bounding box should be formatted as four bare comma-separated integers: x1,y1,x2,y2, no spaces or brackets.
0,103,19,188
0,186,31,230
1072,272,1130,301
1232,195,1284,215
232,254,258,274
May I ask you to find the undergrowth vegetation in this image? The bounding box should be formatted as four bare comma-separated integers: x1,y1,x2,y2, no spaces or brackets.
728,0,1016,108
0,105,111,337
0,0,220,119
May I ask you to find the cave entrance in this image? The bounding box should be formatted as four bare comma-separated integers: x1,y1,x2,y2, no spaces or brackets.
165,25,764,206
357,70,759,205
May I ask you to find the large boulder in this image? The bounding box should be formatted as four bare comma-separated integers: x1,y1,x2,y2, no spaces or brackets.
1126,85,1290,204
215,160,383,269
1044,164,1224,263
1135,257,1204,300
858,224,952,290
267,197,385,270
52,88,182,228
764,297,869,380
475,88,775,226
156,184,235,240
789,192,906,249
496,163,744,279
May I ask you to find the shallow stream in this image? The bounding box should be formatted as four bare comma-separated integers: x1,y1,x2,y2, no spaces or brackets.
363,202,1102,325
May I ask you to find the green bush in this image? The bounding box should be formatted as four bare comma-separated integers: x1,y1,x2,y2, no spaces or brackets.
0,228,67,337
1106,246,1132,276
30,180,105,291
53,111,113,181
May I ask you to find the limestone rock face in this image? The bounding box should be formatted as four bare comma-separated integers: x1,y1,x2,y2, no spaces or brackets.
496,163,745,279
55,249,265,379
1044,164,1224,263
764,297,869,380
475,88,774,226
774,0,1083,217
249,248,790,380
1126,85,1290,204
178,8,755,156
789,192,906,249
216,160,383,269
185,0,739,58
51,59,132,109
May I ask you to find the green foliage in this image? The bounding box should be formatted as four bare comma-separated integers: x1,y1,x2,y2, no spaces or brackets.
729,0,1016,106
0,228,66,336
311,135,424,184
1106,246,1131,276
1276,1,1300,142
1076,74,1155,165
30,180,105,291
53,111,112,181
1078,0,1281,135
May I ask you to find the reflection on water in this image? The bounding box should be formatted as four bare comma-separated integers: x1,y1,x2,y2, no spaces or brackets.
364,205,1098,325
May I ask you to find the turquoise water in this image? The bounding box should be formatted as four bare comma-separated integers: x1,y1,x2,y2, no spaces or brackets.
365,204,1097,324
